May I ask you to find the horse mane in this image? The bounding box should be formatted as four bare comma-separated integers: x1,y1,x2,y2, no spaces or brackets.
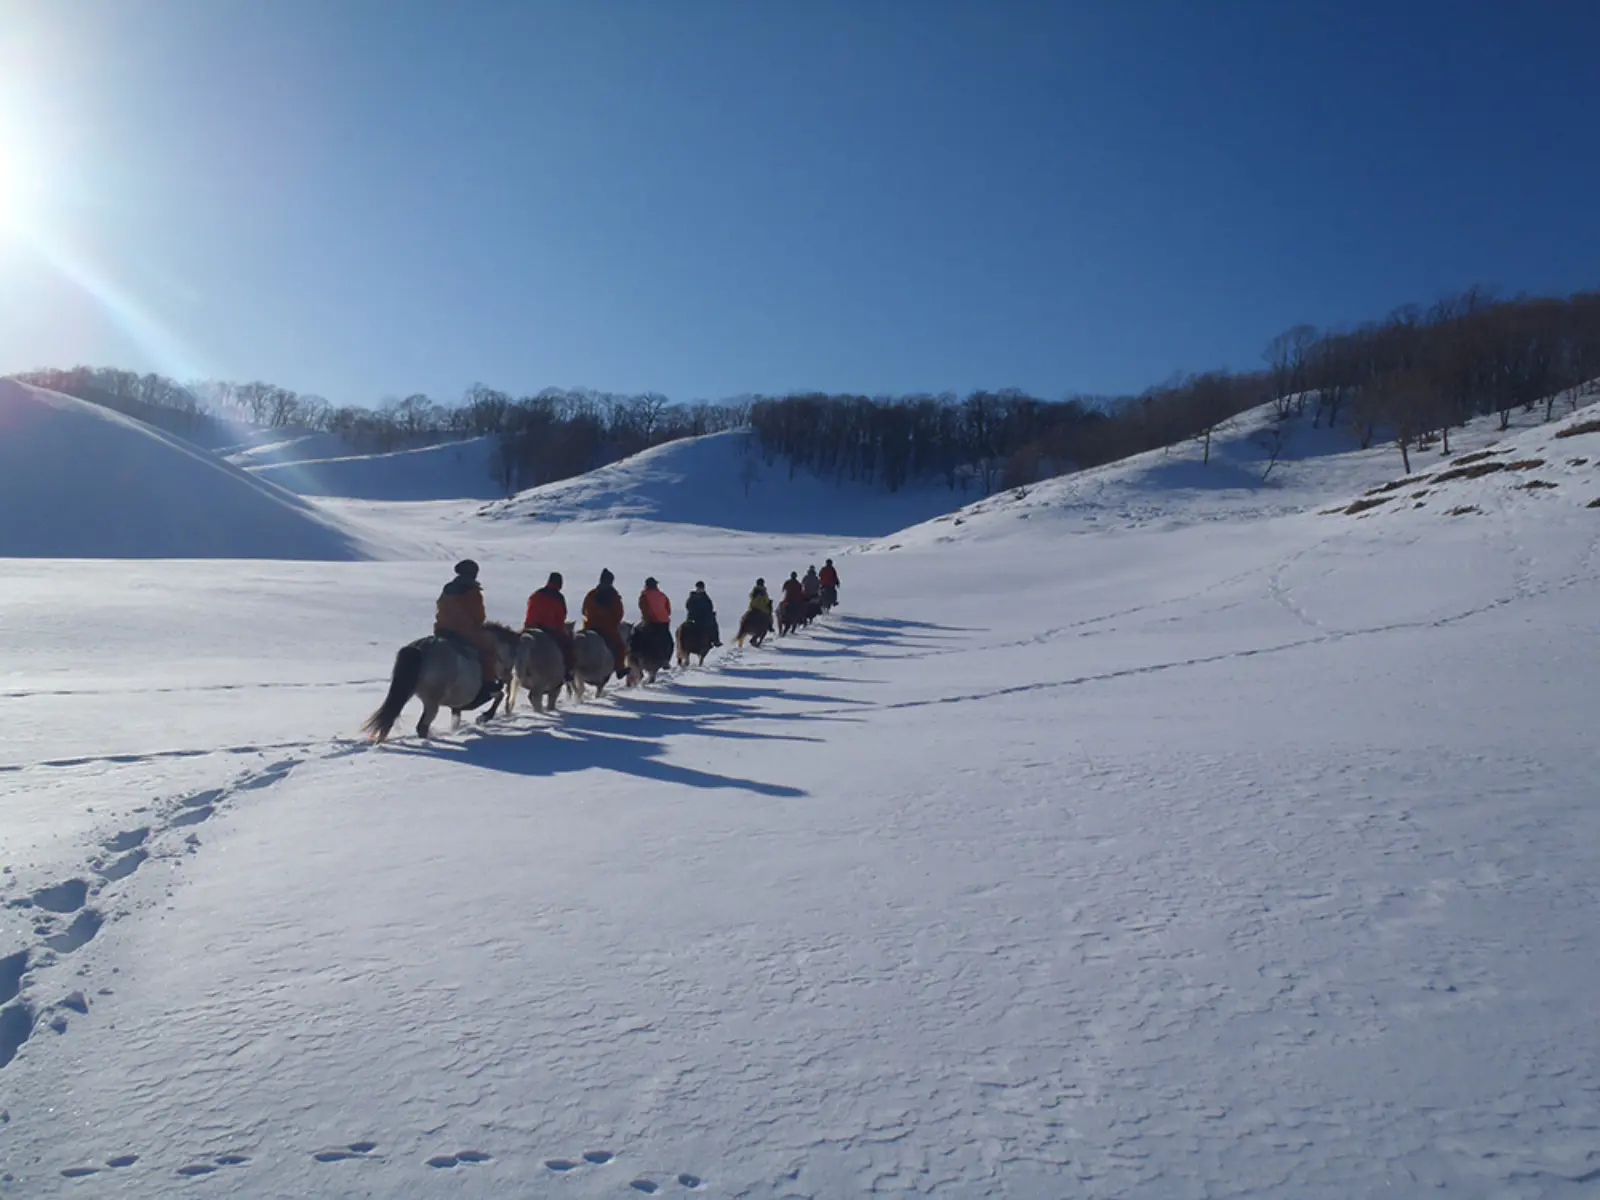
483,619,520,642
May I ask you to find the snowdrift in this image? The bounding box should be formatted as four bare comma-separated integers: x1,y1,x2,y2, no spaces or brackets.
0,380,373,560
481,429,964,536
869,394,1600,551
246,436,502,502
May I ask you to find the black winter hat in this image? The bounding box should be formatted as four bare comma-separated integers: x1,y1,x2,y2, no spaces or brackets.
548,571,563,588
454,559,479,580
599,568,614,585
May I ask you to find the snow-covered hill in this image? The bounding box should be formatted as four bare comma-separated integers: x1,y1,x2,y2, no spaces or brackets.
1,389,1597,1197
869,395,1599,552
481,429,968,536
245,436,503,502
0,381,375,560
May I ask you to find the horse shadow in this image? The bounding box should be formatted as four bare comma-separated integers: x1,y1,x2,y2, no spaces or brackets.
390,720,807,798
828,614,978,636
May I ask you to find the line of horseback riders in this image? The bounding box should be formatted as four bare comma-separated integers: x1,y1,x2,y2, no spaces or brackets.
432,558,842,711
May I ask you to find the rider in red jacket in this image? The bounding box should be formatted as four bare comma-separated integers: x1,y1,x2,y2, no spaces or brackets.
524,572,574,678
819,560,840,590
781,572,806,608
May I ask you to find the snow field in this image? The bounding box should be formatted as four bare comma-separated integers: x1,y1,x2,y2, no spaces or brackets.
0,394,1597,1195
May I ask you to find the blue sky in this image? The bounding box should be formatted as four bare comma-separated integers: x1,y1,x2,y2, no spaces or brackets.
1,0,1596,409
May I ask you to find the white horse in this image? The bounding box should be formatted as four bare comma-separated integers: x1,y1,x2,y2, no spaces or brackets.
363,621,520,742
569,621,630,702
506,627,566,714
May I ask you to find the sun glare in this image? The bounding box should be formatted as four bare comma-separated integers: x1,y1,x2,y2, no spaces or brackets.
0,117,40,238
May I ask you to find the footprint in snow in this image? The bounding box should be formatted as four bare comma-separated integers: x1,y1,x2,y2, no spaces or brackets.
313,1141,379,1162
176,1154,249,1177
62,1155,140,1177
102,827,148,854
43,909,102,955
97,848,148,882
31,879,89,914
427,1150,491,1168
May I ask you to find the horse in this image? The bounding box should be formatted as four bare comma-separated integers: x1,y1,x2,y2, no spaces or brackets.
626,621,674,686
675,618,716,667
805,597,823,624
569,620,628,702
735,607,772,647
506,626,565,714
363,621,520,743
777,598,806,637
820,584,838,612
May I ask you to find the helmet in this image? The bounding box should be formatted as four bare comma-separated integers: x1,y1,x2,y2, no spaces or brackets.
548,571,563,588
755,578,765,587
454,559,479,580
645,576,658,588
599,568,614,585
695,580,705,589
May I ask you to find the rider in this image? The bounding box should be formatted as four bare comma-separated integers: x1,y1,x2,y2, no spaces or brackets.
582,568,628,681
819,559,840,593
781,571,806,613
524,571,575,681
638,576,672,660
802,564,821,601
684,580,721,646
748,578,773,617
434,558,500,708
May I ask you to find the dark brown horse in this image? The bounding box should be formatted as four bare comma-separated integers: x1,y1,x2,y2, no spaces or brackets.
675,619,716,667
736,608,772,647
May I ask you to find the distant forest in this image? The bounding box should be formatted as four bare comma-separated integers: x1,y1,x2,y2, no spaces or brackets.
17,287,1600,497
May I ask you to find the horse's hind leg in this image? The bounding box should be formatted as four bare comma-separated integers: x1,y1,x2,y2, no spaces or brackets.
419,702,440,738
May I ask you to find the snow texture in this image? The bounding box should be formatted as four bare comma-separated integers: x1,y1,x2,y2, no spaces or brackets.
0,381,374,560
0,397,1597,1197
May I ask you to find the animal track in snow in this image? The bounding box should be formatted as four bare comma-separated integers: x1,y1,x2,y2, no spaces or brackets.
0,951,26,1005
60,1156,137,1179
176,1153,249,1176
427,1150,491,1168
0,1002,32,1068
43,909,102,955
31,879,89,914
97,848,147,882
313,1141,379,1162
169,804,213,827
631,1179,661,1193
102,827,149,854
546,1148,616,1172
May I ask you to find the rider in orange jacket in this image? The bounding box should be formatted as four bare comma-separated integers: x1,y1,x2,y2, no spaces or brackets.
581,568,628,680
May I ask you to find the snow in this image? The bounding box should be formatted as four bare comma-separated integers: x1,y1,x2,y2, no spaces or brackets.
873,394,1600,551
237,435,505,502
484,429,969,536
1,396,1599,1197
0,381,375,560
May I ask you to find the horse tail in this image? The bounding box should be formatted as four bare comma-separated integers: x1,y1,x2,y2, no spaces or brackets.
364,643,424,743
